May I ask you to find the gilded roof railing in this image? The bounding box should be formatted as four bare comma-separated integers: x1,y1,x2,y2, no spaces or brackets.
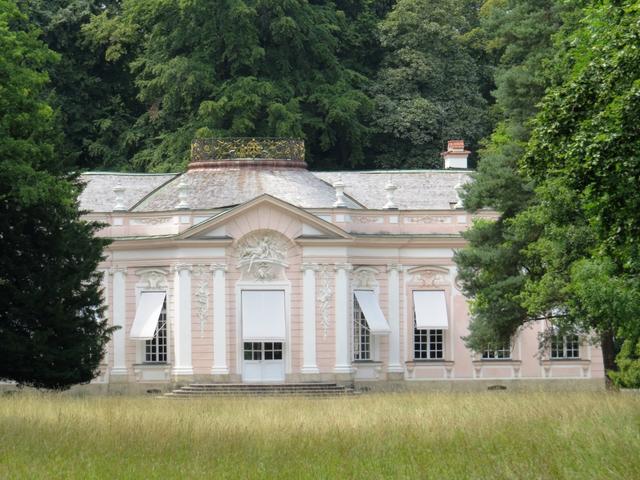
191,138,305,163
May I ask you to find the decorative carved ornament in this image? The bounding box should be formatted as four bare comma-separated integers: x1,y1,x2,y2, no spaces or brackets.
236,231,289,281
130,217,173,226
135,268,168,289
318,265,333,338
404,215,453,224
409,267,450,287
351,215,383,224
193,265,210,337
352,267,379,289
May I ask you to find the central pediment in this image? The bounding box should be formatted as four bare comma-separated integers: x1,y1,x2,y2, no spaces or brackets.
178,194,352,242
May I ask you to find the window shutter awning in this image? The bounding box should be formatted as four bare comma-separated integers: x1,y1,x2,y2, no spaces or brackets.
130,291,166,340
242,290,286,341
354,290,391,335
413,290,449,329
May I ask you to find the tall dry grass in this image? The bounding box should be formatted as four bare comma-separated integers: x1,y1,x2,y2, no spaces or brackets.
0,391,638,479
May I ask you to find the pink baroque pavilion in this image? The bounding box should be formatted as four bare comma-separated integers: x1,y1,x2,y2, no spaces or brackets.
79,138,604,392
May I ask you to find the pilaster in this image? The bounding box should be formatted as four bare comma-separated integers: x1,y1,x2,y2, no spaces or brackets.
210,264,228,375
334,263,353,373
172,263,193,376
301,263,320,374
110,267,128,377
387,264,404,373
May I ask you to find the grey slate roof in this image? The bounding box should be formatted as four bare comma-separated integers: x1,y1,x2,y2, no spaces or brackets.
314,170,471,210
79,168,471,212
79,173,177,212
131,168,361,212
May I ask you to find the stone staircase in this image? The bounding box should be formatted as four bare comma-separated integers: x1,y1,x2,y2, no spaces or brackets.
165,382,357,398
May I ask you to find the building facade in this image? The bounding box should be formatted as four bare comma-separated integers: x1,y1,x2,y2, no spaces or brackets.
81,139,604,391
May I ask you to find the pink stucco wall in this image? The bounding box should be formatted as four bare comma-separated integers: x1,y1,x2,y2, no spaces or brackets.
97,199,605,385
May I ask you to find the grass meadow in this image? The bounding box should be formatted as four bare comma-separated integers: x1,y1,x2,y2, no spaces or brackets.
0,391,639,479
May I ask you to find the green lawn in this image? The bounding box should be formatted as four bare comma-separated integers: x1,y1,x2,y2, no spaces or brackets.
0,391,638,479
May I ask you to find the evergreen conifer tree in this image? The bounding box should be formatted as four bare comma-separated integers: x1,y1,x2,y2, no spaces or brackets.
0,0,113,389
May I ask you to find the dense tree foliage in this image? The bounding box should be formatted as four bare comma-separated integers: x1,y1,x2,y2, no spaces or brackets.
27,0,141,170
517,0,640,370
455,0,574,352
0,0,113,389
23,0,491,171
457,0,640,377
370,0,490,168
83,0,382,171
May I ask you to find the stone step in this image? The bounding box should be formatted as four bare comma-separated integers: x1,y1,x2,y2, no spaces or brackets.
165,382,357,398
180,385,341,391
165,391,358,398
188,383,339,388
176,390,350,395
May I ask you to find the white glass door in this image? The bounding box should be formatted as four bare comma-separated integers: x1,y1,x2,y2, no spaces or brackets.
242,342,285,382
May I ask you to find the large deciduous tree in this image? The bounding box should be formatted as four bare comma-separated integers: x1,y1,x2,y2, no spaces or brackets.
0,0,112,389
456,0,640,378
518,0,640,375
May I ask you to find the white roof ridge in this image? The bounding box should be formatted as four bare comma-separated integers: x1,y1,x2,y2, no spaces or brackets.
81,171,179,176
312,169,472,174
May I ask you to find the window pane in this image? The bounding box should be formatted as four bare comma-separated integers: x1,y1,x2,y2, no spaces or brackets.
353,297,370,360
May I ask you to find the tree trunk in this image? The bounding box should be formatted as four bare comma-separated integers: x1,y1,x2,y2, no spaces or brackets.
600,329,617,388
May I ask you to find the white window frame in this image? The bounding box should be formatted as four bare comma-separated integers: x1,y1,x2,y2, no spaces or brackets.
482,342,512,360
144,299,168,364
413,321,444,360
353,297,371,361
551,334,580,359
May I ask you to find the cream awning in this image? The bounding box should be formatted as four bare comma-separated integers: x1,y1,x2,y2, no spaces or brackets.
354,290,391,335
130,291,166,340
413,290,449,329
242,290,286,341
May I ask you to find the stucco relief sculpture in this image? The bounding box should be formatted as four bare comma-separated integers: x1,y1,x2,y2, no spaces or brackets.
237,232,288,281
352,267,379,289
136,268,168,289
194,265,209,337
318,265,332,338
410,268,449,287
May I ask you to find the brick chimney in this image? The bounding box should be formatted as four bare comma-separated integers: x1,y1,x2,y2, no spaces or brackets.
442,140,470,169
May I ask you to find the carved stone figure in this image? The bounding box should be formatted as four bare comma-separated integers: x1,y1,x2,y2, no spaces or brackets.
237,232,288,281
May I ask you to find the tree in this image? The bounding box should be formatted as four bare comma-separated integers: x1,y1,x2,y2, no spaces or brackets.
454,0,575,352
0,0,113,389
517,0,640,372
457,0,640,376
26,0,142,171
370,0,490,169
85,0,374,171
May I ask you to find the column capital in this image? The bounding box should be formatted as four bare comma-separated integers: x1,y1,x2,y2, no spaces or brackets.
301,263,320,272
386,263,403,273
110,266,127,275
334,262,352,272
209,263,227,273
173,263,193,273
